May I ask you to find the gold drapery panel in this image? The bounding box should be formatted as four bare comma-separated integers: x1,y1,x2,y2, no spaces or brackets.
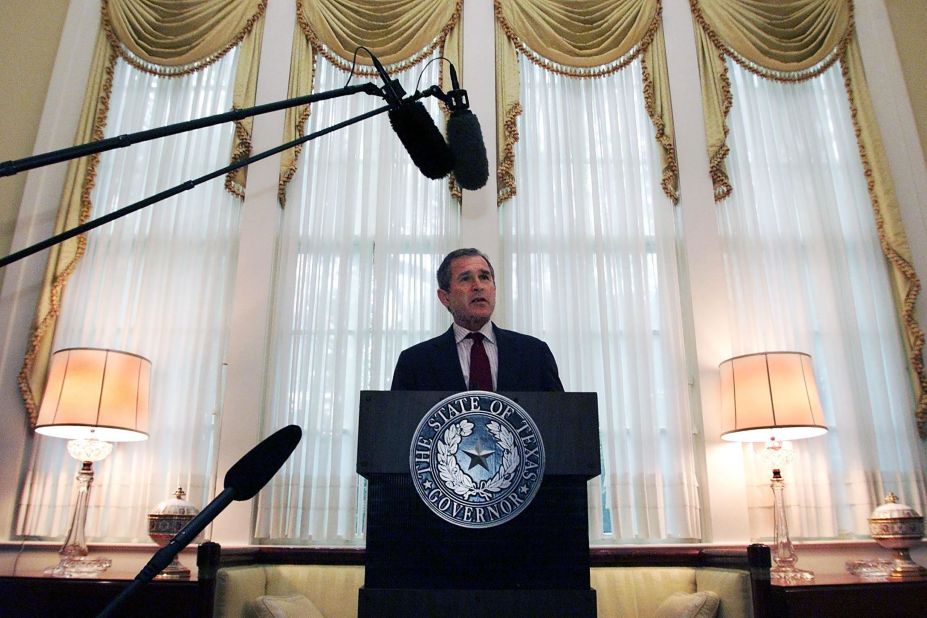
19,1,267,425
692,0,927,437
842,39,927,438
19,32,118,425
494,0,678,205
278,0,463,206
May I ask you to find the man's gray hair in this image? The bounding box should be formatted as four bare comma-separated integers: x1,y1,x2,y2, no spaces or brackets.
437,248,495,291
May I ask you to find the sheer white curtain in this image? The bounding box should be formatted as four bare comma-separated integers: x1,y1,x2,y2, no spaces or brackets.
720,59,927,539
501,57,702,542
254,54,459,544
16,51,242,542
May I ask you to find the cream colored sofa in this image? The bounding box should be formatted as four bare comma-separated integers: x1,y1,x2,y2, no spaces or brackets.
590,566,752,617
214,564,363,618
211,562,755,617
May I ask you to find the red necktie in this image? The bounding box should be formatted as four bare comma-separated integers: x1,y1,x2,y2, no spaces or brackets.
467,332,493,391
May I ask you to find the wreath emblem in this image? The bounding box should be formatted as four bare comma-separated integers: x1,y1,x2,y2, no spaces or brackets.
409,391,545,528
436,419,520,500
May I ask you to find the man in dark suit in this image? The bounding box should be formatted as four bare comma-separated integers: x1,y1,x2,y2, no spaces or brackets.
391,248,563,392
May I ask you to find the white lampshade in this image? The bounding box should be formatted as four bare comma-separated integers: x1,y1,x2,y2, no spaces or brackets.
35,348,150,442
719,351,827,443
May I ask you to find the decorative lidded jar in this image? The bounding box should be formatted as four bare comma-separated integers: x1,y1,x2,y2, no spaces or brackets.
868,492,926,578
147,487,200,579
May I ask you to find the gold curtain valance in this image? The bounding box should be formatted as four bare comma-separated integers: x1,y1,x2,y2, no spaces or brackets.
494,0,677,205
298,0,460,70
495,0,658,70
693,0,851,77
103,0,267,71
278,0,463,206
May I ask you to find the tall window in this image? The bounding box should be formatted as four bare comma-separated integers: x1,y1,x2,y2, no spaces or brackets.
16,50,242,541
254,54,459,543
501,56,702,542
720,59,927,538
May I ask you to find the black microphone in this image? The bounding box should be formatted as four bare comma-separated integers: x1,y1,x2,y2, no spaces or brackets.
389,99,455,179
224,424,302,500
97,424,302,617
363,47,455,180
446,64,489,191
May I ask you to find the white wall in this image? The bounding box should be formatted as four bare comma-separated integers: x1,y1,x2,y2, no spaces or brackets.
0,1,101,546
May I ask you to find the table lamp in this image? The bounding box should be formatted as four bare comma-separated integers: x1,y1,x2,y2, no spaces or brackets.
719,351,828,581
34,347,150,577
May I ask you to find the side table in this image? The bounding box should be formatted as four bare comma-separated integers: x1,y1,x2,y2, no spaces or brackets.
769,573,927,617
0,570,204,617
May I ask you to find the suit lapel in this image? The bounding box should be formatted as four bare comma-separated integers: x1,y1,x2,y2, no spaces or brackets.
434,326,468,391
494,324,519,391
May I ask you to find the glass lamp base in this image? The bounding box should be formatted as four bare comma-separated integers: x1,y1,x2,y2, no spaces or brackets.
43,555,113,578
771,565,815,582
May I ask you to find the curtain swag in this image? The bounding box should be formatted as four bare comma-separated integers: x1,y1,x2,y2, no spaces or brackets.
19,1,267,426
692,0,927,438
494,0,678,205
278,0,463,207
104,0,266,71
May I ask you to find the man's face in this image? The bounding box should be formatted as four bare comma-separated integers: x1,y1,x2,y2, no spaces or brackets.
437,255,496,330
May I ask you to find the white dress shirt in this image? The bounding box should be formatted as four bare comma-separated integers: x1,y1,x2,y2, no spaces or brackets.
452,322,498,390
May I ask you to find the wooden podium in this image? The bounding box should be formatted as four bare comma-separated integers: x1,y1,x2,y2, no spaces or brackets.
356,391,600,617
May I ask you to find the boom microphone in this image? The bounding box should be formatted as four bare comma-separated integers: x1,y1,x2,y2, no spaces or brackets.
446,64,489,191
97,425,302,617
364,47,455,180
389,99,455,179
224,424,303,500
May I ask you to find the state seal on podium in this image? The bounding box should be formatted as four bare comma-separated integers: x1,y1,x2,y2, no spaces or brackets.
409,391,545,528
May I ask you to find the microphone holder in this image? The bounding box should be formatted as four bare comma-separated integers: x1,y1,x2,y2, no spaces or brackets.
0,78,439,269
0,82,385,178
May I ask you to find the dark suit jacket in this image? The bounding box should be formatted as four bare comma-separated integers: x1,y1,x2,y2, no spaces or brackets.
390,323,564,392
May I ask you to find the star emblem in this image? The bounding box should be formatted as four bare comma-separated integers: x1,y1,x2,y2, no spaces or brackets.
462,438,495,472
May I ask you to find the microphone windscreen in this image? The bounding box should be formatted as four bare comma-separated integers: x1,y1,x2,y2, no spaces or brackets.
224,424,302,500
388,100,454,179
447,109,489,190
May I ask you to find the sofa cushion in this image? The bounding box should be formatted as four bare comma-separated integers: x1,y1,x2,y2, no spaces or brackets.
654,591,720,618
247,594,324,618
